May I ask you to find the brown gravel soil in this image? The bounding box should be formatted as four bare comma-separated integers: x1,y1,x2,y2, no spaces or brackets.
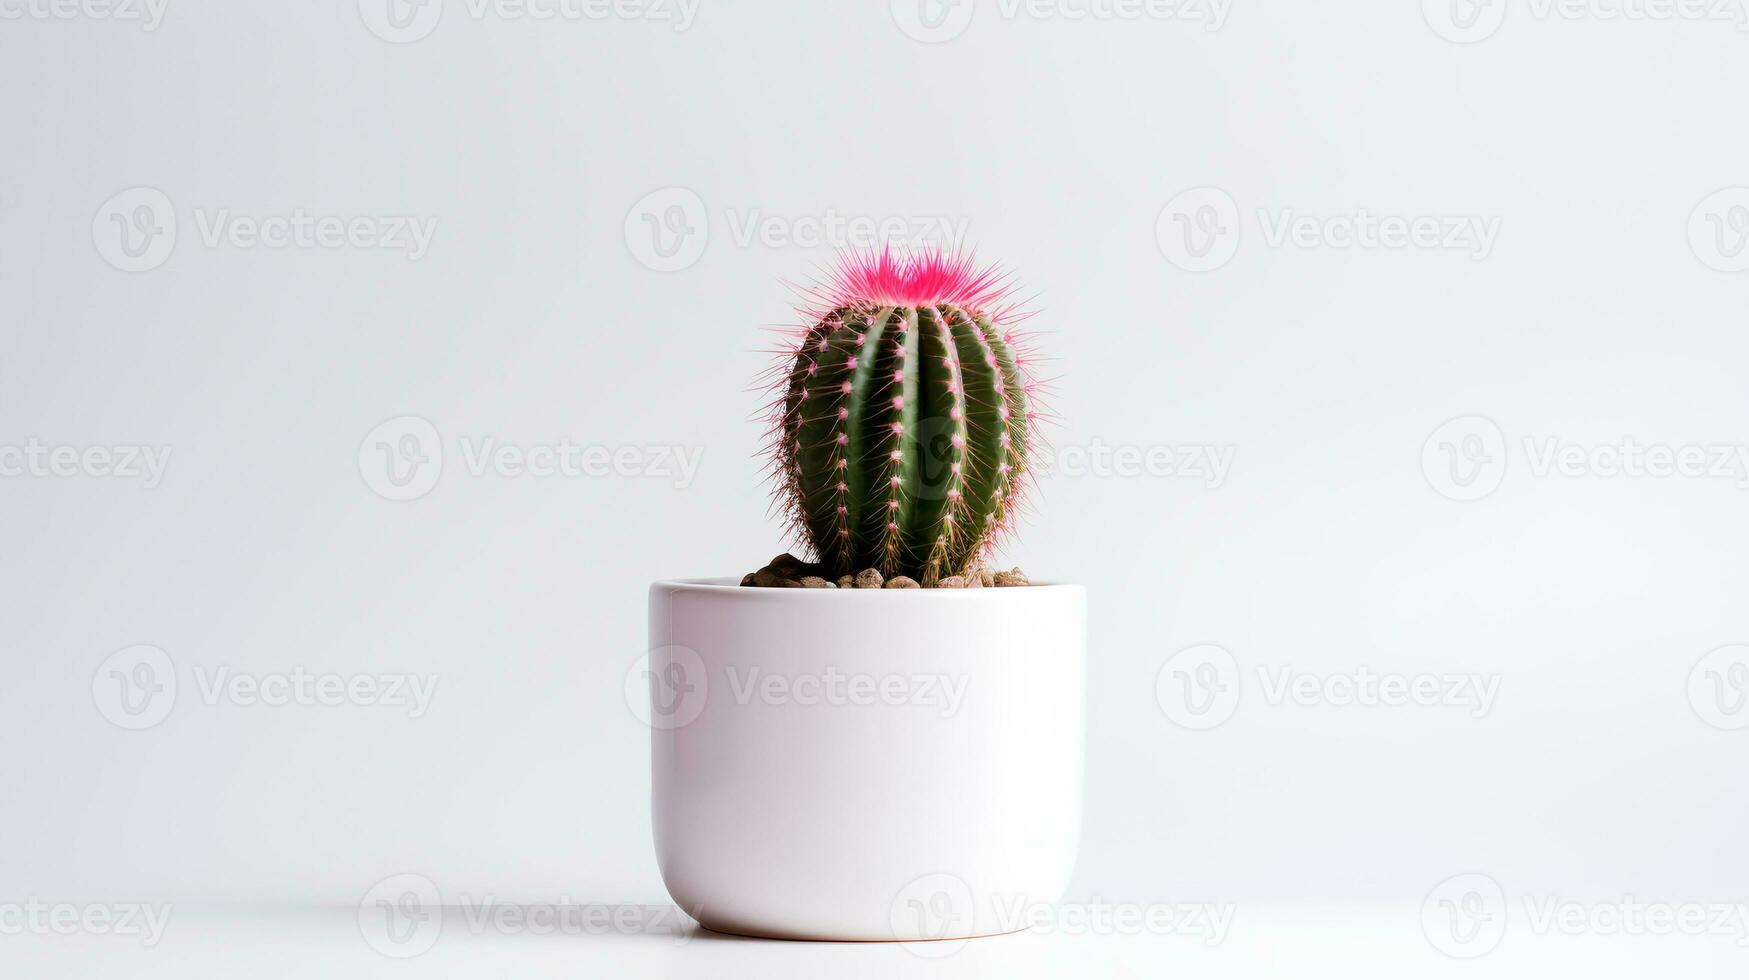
738,554,1031,589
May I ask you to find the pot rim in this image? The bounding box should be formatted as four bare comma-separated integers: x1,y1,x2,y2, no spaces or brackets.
653,576,1080,594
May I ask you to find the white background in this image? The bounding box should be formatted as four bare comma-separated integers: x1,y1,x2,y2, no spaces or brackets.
3,0,1748,975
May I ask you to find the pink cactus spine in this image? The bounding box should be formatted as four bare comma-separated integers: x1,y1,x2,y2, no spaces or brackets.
761,247,1046,584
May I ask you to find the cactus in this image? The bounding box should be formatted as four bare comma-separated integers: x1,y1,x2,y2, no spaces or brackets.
764,248,1042,585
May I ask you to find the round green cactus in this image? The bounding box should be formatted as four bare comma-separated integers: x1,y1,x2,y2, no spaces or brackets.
766,249,1042,585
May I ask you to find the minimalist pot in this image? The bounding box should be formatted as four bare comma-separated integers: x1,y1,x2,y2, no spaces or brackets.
646,577,1086,942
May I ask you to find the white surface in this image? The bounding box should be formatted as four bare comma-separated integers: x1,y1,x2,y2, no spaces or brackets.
649,580,1084,939
1,904,1745,979
2,3,1747,973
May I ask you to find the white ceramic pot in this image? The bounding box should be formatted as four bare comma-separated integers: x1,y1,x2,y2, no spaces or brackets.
646,577,1086,942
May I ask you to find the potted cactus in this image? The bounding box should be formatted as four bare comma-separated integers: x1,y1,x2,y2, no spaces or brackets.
647,249,1086,942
